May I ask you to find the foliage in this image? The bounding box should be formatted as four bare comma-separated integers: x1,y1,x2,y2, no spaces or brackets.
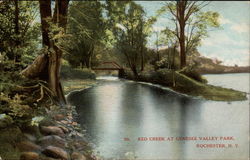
0,126,22,160
31,116,44,126
65,1,106,68
155,48,180,70
106,1,156,75
125,69,246,101
0,93,32,118
60,64,96,80
159,28,177,47
179,65,207,83
158,1,220,67
0,1,41,64
0,61,52,127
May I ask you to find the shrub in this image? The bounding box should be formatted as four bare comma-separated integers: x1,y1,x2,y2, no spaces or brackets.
179,67,207,83
60,65,96,79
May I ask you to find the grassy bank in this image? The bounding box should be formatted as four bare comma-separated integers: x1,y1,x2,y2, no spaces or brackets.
62,79,97,95
125,69,247,101
61,65,96,80
61,64,98,95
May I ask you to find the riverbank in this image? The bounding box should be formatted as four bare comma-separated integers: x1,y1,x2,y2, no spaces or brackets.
62,79,97,95
0,93,98,160
123,69,247,101
0,64,98,159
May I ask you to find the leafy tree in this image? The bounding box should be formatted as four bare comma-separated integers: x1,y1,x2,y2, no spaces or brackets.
0,1,40,64
158,28,179,70
106,1,155,76
158,1,220,68
65,1,105,68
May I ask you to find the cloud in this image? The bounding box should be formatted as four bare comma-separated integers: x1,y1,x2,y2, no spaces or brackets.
223,58,249,66
235,49,250,55
201,39,214,47
157,17,169,24
152,26,165,32
200,47,250,66
218,16,232,25
202,52,249,66
199,31,249,66
202,31,249,48
230,23,250,33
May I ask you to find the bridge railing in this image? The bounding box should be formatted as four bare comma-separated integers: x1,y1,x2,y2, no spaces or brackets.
91,61,123,70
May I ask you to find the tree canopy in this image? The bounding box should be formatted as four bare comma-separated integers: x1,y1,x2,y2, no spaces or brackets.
158,1,220,68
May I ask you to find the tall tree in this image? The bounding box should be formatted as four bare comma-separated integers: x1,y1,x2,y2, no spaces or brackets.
65,1,105,68
158,1,219,68
21,0,69,105
106,1,155,76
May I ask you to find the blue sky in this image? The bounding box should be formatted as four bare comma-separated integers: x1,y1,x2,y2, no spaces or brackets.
137,1,250,66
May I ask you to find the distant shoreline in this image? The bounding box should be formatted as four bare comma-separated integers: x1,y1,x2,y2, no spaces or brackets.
197,66,250,74
200,71,250,74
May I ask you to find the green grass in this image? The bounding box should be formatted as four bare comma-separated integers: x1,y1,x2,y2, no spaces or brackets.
60,64,97,94
173,71,246,101
126,69,247,101
60,65,96,80
62,79,97,95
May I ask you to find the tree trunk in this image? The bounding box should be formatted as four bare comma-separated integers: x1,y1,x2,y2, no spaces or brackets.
155,32,160,61
140,45,144,71
131,64,138,77
48,0,69,105
21,0,69,105
85,54,91,68
178,0,186,69
172,44,176,87
39,0,51,47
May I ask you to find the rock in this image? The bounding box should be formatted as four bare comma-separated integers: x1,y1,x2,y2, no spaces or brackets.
71,152,86,160
40,126,65,137
60,120,69,125
0,114,13,129
53,114,64,121
71,141,88,151
23,133,37,142
57,125,69,133
38,135,66,148
17,141,41,152
20,152,39,160
67,115,73,120
39,155,59,160
42,146,68,160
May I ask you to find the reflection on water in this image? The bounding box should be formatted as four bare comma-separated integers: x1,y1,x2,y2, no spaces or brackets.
96,76,119,81
67,74,249,159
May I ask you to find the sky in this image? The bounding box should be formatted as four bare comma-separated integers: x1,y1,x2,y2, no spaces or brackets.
137,1,250,66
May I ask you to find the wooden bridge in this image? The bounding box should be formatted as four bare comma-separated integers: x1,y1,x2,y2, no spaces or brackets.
91,61,125,78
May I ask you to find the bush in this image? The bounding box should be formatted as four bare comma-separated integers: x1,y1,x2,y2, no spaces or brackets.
60,65,96,80
179,67,207,83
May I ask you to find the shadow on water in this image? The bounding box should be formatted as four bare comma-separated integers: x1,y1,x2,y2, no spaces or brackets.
67,80,203,159
67,74,250,159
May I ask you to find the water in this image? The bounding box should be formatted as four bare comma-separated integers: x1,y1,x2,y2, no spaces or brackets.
67,73,250,160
